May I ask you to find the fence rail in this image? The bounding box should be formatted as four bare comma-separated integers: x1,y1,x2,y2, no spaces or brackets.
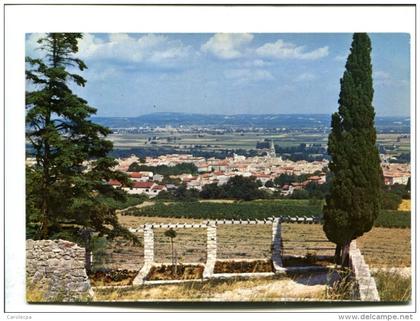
129,216,321,232
282,247,336,251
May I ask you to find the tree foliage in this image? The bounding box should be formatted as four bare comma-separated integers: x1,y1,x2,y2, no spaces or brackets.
200,176,265,201
323,33,383,263
26,33,135,243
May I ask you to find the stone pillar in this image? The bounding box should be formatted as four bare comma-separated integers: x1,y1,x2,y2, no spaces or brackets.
271,218,284,273
203,222,217,278
143,225,154,266
133,225,154,285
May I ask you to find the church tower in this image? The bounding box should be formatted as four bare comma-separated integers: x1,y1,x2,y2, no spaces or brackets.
268,139,276,158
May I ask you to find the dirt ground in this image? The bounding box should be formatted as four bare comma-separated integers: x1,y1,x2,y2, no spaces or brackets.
96,215,410,271
357,227,411,267
93,270,344,302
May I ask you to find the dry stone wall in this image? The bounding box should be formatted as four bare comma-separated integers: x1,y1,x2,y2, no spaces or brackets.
26,239,94,302
349,240,380,301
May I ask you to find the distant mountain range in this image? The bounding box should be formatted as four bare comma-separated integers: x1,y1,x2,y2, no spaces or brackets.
92,112,410,131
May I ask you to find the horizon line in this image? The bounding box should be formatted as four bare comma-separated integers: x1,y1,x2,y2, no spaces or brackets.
91,112,410,118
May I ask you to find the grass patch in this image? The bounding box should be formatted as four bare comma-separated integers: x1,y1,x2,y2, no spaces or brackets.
321,269,358,300
26,284,92,303
373,271,411,302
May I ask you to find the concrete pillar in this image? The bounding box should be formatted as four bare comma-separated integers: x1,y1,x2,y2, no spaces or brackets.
143,225,154,265
271,218,284,273
203,222,217,278
133,225,154,285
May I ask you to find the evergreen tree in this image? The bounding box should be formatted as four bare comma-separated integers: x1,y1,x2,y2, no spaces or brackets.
26,33,135,244
323,33,383,265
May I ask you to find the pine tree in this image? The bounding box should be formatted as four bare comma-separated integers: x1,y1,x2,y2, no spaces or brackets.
26,33,135,244
323,33,383,265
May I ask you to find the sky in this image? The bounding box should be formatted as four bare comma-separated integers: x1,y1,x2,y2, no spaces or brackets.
25,33,410,117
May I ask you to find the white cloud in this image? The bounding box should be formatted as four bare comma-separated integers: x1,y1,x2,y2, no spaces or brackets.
256,39,329,60
294,72,316,82
241,59,271,68
25,33,47,58
77,33,193,64
334,54,347,62
26,33,193,66
224,68,274,84
201,33,254,59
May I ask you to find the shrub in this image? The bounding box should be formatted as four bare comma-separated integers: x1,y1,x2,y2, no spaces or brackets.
373,271,411,302
381,190,402,210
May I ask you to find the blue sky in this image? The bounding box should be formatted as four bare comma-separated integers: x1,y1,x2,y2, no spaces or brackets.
26,33,410,117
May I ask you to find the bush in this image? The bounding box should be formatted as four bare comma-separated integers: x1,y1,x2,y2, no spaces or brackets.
373,271,411,302
290,189,310,199
381,189,403,210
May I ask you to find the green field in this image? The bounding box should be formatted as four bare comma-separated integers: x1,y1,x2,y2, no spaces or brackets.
109,132,409,153
109,131,328,150
124,200,410,228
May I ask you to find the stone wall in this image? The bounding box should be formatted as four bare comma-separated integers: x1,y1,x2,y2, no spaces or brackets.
349,240,380,301
26,239,94,302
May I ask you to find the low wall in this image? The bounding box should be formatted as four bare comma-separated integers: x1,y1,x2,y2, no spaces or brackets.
131,219,285,284
26,239,94,302
349,241,380,301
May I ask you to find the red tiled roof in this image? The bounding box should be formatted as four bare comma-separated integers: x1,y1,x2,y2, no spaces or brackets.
108,179,122,186
152,185,165,190
132,181,154,188
129,172,142,178
255,174,271,178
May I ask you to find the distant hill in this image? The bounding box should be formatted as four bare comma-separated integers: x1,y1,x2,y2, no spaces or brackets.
91,112,410,132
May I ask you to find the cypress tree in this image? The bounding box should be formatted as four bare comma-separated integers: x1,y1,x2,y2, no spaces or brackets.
26,33,135,244
323,33,383,265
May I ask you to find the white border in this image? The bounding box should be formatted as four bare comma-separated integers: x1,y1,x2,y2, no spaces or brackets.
2,3,417,320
